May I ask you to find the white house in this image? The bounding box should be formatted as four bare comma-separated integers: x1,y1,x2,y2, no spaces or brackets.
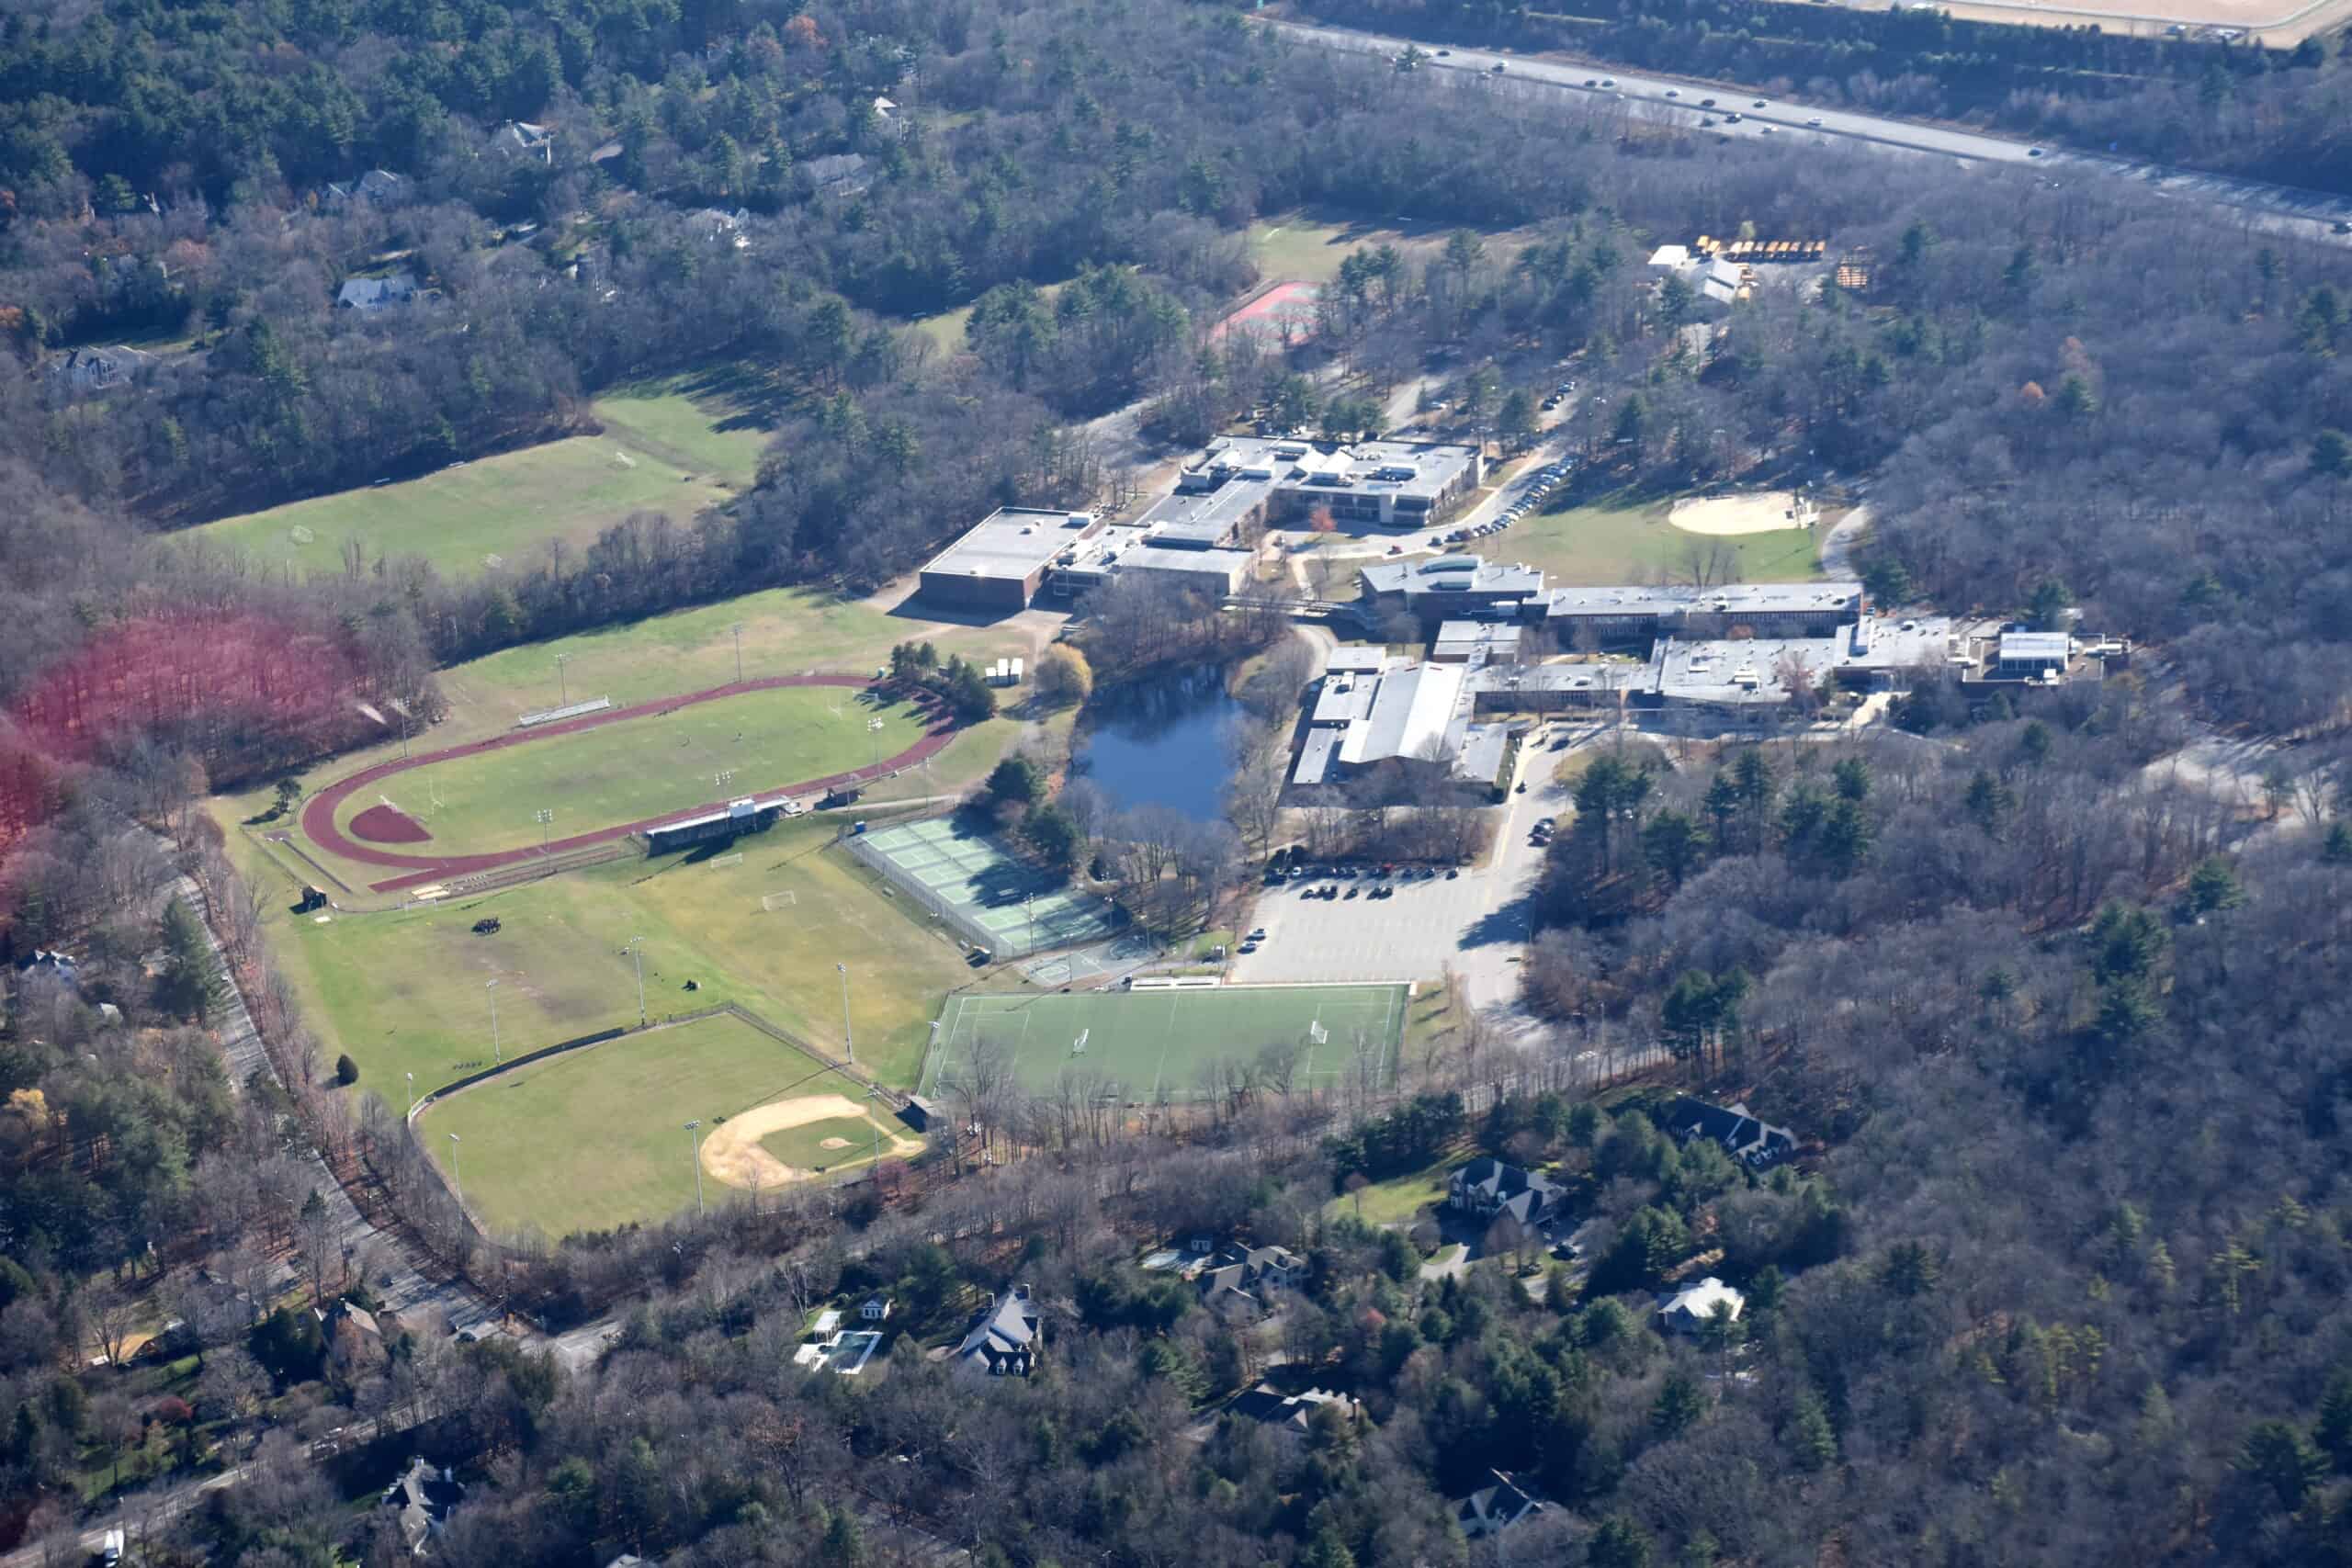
1657,1276,1746,1336
860,1295,892,1323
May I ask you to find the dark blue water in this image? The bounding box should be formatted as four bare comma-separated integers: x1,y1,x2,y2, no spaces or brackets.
1075,679,1246,823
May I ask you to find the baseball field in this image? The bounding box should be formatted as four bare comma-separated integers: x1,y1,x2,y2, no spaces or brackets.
924,983,1408,1101
414,1010,883,1236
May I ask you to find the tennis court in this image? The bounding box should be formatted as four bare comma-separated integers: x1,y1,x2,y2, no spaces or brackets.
850,818,1123,957
922,983,1406,1100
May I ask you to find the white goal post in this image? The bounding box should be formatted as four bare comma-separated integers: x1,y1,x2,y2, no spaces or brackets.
760,890,797,911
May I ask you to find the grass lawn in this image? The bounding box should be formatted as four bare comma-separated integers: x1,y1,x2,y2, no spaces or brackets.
230,816,974,1100
1246,214,1453,286
911,280,1068,356
1554,735,1673,785
926,984,1408,1100
1481,491,1825,586
416,1011,823,1236
196,434,738,580
1325,1160,1453,1226
194,363,782,581
334,684,933,857
760,1112,900,1173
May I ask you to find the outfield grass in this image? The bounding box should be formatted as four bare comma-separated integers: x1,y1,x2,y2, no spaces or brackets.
1481,491,1824,585
926,985,1408,1100
760,1113,899,1173
416,1012,824,1236
335,685,933,856
1246,214,1453,286
231,816,972,1099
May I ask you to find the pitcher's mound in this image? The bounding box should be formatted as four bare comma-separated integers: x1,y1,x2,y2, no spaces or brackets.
352,803,433,844
820,1137,854,1149
1668,491,1813,536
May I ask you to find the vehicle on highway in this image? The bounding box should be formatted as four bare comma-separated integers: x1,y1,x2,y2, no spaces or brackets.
1437,48,1450,55
1724,113,1741,124
1808,117,1824,128
1249,928,1267,942
1490,62,1506,73
2029,146,2045,157
1758,125,1772,134
1238,942,1258,953
1584,77,1597,85
1664,87,1679,98
1753,97,1768,107
1446,867,1460,878
1600,77,1615,86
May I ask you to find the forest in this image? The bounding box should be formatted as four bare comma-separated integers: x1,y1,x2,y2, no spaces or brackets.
5,0,2352,1563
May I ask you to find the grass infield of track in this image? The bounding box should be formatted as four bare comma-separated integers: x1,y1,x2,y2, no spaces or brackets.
925,984,1408,1101
336,683,932,859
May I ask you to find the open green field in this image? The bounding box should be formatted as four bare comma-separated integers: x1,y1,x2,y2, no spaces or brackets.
925,984,1408,1100
1246,214,1453,286
1477,491,1825,586
227,815,976,1100
416,1012,827,1236
194,369,779,580
339,685,932,856
1324,1160,1453,1226
760,1113,899,1173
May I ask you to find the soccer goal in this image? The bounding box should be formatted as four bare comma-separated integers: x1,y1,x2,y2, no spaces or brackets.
483,552,504,570
613,448,636,468
288,525,315,545
707,852,743,870
760,890,797,912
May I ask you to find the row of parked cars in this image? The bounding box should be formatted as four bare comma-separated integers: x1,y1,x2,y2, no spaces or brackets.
1451,454,1575,543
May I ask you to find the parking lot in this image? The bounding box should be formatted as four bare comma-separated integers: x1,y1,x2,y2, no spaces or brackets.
1229,722,1600,1001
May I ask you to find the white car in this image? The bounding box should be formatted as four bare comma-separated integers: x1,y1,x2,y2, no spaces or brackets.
1808,117,1824,128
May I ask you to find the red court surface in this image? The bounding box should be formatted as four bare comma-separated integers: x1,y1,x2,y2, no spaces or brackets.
350,803,433,844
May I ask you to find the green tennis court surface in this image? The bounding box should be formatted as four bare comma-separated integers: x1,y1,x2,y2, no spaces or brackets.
855,818,1122,956
924,984,1406,1100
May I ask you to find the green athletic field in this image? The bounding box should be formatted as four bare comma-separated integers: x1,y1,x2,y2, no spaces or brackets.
343,686,930,856
415,1010,830,1237
924,984,1408,1100
225,816,971,1102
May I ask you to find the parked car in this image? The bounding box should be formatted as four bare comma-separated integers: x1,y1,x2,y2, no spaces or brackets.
1248,928,1267,942
1344,886,1360,898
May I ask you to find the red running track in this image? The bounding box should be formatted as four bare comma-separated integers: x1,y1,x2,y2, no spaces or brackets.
299,674,959,894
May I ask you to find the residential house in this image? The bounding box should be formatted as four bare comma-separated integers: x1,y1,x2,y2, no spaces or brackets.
383,1457,463,1554
1448,1157,1562,1230
324,169,407,209
801,152,873,198
492,121,554,162
689,208,752,249
860,1295,893,1323
1454,1469,1547,1540
337,273,419,311
1229,1384,1363,1440
1664,1098,1797,1170
1657,1276,1746,1337
1194,1244,1303,1318
46,344,153,393
955,1285,1040,1377
319,1299,389,1368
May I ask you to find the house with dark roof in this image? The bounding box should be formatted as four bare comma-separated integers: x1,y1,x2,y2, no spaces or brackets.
382,1457,463,1554
1229,1384,1363,1440
324,169,407,209
1194,1244,1302,1318
337,273,419,311
46,344,153,393
1663,1098,1797,1170
955,1285,1040,1377
1454,1469,1547,1539
1448,1157,1562,1229
492,120,554,162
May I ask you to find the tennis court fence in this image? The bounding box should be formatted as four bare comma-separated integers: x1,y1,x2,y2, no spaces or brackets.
838,825,1006,954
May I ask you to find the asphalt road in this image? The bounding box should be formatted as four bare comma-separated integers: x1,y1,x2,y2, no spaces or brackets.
1264,18,2352,242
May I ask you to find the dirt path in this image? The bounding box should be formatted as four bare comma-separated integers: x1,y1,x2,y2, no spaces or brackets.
699,1093,922,1188
299,674,959,893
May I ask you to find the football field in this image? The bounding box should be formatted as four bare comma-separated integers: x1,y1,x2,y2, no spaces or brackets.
924,984,1406,1100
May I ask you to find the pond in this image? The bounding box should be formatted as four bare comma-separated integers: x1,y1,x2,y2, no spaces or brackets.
1073,674,1249,825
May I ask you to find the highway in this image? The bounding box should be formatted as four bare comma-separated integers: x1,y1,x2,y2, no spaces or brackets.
1262,18,2352,242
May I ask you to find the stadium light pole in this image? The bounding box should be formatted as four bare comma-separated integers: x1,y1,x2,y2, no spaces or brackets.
554,652,571,705
865,1084,884,1180
836,963,855,1066
628,937,648,1028
447,1133,464,1213
684,1120,705,1215
730,622,745,684
486,979,501,1066
867,716,884,771
535,807,553,852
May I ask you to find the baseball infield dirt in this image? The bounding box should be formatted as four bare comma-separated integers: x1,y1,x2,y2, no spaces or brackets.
698,1093,922,1189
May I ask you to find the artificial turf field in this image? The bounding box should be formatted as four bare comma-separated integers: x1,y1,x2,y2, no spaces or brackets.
924,984,1408,1101
414,1010,829,1236
235,816,971,1101
338,685,931,857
